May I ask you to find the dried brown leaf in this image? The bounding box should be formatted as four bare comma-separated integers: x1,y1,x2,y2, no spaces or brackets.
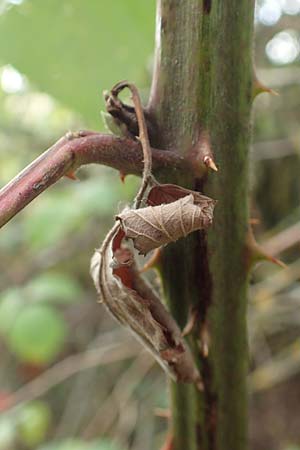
147,183,214,206
90,225,202,386
117,191,216,255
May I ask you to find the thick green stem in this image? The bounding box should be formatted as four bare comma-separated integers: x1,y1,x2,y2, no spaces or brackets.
149,1,202,152
148,1,254,449
148,2,203,449
208,3,254,449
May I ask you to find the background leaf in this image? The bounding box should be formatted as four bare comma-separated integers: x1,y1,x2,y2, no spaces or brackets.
0,287,22,334
7,304,67,363
0,0,155,127
26,272,82,305
17,401,52,447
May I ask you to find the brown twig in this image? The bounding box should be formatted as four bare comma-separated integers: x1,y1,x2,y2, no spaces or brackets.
82,351,154,439
0,131,186,229
262,222,300,256
104,86,156,140
2,339,141,413
110,81,153,208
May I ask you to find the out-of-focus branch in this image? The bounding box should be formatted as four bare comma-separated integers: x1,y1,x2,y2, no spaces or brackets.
3,339,141,413
0,130,187,229
83,351,154,439
263,222,300,255
257,68,300,89
250,339,300,393
252,259,300,303
253,139,297,161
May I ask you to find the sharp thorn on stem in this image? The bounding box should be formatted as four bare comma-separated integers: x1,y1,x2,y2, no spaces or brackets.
65,171,78,181
203,156,218,172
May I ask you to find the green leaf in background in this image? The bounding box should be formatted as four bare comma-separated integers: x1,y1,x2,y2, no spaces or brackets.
0,287,22,334
22,174,121,249
17,400,52,447
72,175,124,216
21,172,139,249
26,272,82,305
0,0,155,127
0,273,80,339
23,191,89,249
7,304,67,363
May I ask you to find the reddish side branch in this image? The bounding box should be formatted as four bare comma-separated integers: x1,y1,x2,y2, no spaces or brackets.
0,131,185,229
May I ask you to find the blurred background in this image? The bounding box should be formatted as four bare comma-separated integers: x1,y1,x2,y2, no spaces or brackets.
0,1,299,449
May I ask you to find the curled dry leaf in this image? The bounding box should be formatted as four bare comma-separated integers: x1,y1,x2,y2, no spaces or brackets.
117,184,216,255
90,224,202,386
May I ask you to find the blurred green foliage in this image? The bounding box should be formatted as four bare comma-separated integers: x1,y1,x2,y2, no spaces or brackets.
18,401,52,447
0,398,124,449
7,305,67,363
0,2,156,449
0,0,155,128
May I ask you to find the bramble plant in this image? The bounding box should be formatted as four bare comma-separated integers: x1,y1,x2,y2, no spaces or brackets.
0,2,286,450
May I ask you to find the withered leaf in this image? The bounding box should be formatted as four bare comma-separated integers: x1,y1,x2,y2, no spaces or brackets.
117,187,216,255
147,183,213,206
90,224,202,386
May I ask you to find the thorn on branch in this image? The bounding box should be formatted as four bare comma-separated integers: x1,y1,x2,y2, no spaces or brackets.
187,131,218,176
204,156,218,172
154,408,171,419
253,72,279,99
245,227,287,270
0,82,211,230
199,321,210,358
65,170,78,181
182,307,199,337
